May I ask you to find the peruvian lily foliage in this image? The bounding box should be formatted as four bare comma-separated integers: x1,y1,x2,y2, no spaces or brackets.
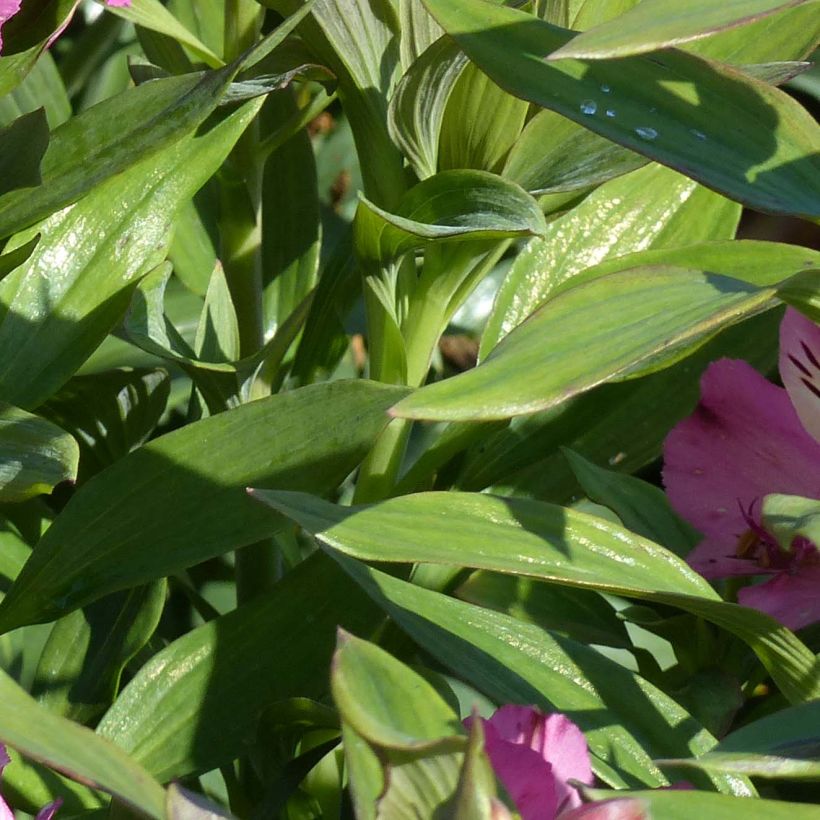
664,308,820,630
0,745,61,820
0,0,130,52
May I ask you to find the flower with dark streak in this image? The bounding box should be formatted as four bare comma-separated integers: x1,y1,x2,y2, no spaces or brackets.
663,308,820,630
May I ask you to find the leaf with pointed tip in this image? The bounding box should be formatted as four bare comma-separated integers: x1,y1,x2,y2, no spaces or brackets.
355,170,546,270
324,556,751,793
0,380,407,632
0,101,261,410
0,403,78,503
387,36,467,179
97,552,381,782
481,163,741,356
503,108,646,194
563,449,700,558
421,0,820,217
103,0,224,68
551,0,812,60
0,108,48,197
0,668,166,818
398,268,774,422
258,490,819,704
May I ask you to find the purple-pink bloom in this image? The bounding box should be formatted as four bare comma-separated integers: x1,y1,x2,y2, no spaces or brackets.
0,745,61,820
0,0,131,53
663,308,820,630
465,705,594,820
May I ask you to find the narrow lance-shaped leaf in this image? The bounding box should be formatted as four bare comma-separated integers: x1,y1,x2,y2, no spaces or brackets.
396,268,774,421
0,380,407,632
0,668,166,818
258,490,820,704
0,100,262,410
550,0,813,60
421,0,820,217
97,553,383,782
326,555,752,794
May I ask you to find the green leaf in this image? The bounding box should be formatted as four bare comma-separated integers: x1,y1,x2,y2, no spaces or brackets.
327,556,749,792
103,0,224,68
398,0,444,69
0,101,261,410
31,583,166,724
396,268,773,421
0,403,78,502
481,163,741,356
778,269,820,323
580,789,820,818
458,310,780,502
256,490,716,599
657,751,820,780
438,60,529,174
0,668,166,818
355,170,546,269
421,0,820,217
0,235,38,282
563,449,700,558
0,380,406,631
0,109,49,197
706,699,820,775
0,71,237,242
387,36,467,180
260,89,321,337
761,494,820,551
332,630,463,750
97,553,381,782
551,1,812,59
194,263,241,363
0,50,72,130
455,571,631,648
503,108,646,194
38,368,171,483
259,490,820,704
166,785,235,819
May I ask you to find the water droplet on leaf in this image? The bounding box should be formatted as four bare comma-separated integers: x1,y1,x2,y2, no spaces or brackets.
605,109,616,118
580,99,597,115
690,129,707,141
600,84,611,93
635,126,658,140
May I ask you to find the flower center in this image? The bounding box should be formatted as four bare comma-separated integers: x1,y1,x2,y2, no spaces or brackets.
735,501,819,574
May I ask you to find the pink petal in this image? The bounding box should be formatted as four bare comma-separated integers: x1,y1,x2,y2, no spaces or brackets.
738,564,820,630
779,308,820,444
484,706,593,815
0,746,14,820
662,359,820,578
0,0,22,53
560,798,649,819
467,709,558,820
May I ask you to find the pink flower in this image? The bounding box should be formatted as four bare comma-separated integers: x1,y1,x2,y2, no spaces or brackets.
0,745,61,820
465,705,594,819
663,308,820,630
0,0,131,53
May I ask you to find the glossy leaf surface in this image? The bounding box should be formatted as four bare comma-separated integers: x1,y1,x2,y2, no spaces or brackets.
0,381,406,631
551,0,811,59
422,0,820,216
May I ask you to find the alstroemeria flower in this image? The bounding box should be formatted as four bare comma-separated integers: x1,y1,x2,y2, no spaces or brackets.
465,705,594,820
663,307,820,630
0,0,131,53
1,745,61,820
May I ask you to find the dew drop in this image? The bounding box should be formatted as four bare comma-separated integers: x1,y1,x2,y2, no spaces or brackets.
605,109,616,118
580,99,597,115
600,83,611,93
690,129,707,141
635,126,658,140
